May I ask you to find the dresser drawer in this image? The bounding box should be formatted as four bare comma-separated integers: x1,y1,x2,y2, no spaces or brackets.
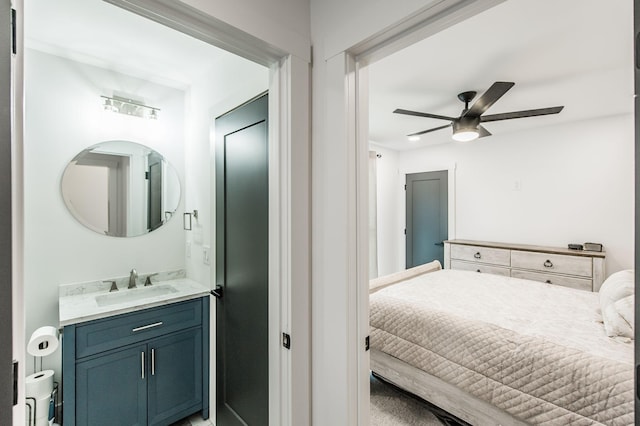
450,244,510,266
75,299,202,358
511,251,592,277
511,270,592,291
450,260,511,276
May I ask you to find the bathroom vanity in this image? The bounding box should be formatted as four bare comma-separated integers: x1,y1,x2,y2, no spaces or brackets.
59,274,210,426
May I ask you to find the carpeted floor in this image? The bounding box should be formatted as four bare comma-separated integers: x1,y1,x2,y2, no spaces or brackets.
370,374,467,426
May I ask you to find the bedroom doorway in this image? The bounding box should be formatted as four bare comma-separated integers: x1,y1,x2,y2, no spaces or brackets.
405,170,448,268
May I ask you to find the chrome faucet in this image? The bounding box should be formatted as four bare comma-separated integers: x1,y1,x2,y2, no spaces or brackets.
144,273,157,286
128,269,138,289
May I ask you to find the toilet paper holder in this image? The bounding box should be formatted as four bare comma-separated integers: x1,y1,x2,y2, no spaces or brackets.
25,381,58,426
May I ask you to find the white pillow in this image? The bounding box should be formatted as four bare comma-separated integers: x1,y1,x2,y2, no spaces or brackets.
599,270,634,312
603,295,634,338
615,295,634,332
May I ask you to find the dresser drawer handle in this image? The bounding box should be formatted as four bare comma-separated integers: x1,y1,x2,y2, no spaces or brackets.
474,252,481,259
543,260,553,268
132,322,163,332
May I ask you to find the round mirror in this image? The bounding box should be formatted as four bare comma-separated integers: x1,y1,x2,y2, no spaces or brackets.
61,140,181,237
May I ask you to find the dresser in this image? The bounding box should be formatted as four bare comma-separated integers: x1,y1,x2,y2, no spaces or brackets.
444,240,606,291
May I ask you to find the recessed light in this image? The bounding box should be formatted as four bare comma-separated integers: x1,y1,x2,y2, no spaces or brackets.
407,136,420,142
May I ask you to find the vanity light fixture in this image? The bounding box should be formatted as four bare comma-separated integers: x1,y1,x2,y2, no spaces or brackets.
101,95,160,120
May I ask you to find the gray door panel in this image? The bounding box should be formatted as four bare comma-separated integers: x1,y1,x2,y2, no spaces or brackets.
406,171,448,268
1,1,13,423
215,93,269,426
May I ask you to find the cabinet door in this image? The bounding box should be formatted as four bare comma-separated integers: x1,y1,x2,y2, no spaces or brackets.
148,328,203,425
76,344,147,426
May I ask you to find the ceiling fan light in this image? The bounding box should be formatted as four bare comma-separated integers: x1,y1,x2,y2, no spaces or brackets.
452,129,479,142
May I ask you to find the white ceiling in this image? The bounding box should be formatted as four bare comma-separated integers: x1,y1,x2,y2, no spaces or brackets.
24,0,256,89
368,0,634,150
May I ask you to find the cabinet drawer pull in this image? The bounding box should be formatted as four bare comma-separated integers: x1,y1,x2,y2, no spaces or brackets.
543,260,553,268
545,280,552,284
132,322,163,332
151,348,155,376
476,269,481,273
141,351,145,379
474,252,481,259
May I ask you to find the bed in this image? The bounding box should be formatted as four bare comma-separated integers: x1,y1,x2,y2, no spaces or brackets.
369,262,634,425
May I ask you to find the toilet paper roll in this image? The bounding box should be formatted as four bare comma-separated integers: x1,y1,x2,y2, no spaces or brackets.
27,326,59,357
25,370,54,399
25,393,51,423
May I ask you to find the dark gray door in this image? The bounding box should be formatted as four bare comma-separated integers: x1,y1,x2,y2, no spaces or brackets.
634,0,639,416
406,171,448,268
0,2,13,424
215,93,269,426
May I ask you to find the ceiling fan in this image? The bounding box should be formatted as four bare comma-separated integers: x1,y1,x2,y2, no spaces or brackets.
394,81,564,142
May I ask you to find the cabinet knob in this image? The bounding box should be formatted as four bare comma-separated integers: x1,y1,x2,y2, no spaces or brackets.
474,252,481,259
476,269,481,273
543,260,553,268
545,280,552,284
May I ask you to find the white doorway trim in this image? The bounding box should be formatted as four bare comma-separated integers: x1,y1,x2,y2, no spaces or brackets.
343,1,506,424
60,2,309,426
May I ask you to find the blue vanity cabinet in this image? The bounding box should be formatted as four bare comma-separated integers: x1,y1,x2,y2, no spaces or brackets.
75,344,148,425
62,297,210,426
147,328,202,425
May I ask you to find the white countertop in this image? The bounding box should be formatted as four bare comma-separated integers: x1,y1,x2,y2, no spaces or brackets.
59,278,210,326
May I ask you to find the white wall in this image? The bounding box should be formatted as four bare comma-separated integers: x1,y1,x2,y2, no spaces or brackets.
393,115,635,275
183,59,268,287
24,49,186,379
181,0,310,62
370,144,401,277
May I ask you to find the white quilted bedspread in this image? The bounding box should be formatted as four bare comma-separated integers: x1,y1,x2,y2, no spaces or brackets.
369,269,634,425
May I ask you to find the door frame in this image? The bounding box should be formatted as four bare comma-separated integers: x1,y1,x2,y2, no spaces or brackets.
11,1,310,425
344,1,506,424
400,165,456,272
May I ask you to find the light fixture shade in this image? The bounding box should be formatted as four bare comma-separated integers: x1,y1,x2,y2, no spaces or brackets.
103,98,118,113
101,95,160,119
452,130,479,142
452,117,480,142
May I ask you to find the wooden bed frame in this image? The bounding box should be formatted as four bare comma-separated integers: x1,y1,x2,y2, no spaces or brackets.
370,349,528,426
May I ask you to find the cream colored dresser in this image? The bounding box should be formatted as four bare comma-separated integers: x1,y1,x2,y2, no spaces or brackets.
444,240,606,292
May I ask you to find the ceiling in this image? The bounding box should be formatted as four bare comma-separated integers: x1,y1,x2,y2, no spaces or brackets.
368,0,633,151
24,0,257,89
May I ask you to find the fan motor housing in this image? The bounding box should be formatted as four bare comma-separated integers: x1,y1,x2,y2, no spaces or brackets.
453,116,480,132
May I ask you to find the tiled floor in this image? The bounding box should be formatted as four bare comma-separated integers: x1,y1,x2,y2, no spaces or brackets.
170,413,214,426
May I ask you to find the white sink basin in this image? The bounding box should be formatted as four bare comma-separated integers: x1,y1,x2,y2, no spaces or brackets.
95,285,179,307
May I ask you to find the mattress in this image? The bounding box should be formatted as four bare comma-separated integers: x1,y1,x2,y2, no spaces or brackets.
369,269,634,425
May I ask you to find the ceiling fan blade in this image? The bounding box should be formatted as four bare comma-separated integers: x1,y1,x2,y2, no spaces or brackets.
407,123,452,137
463,81,515,117
394,108,456,122
477,125,492,138
480,106,564,123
